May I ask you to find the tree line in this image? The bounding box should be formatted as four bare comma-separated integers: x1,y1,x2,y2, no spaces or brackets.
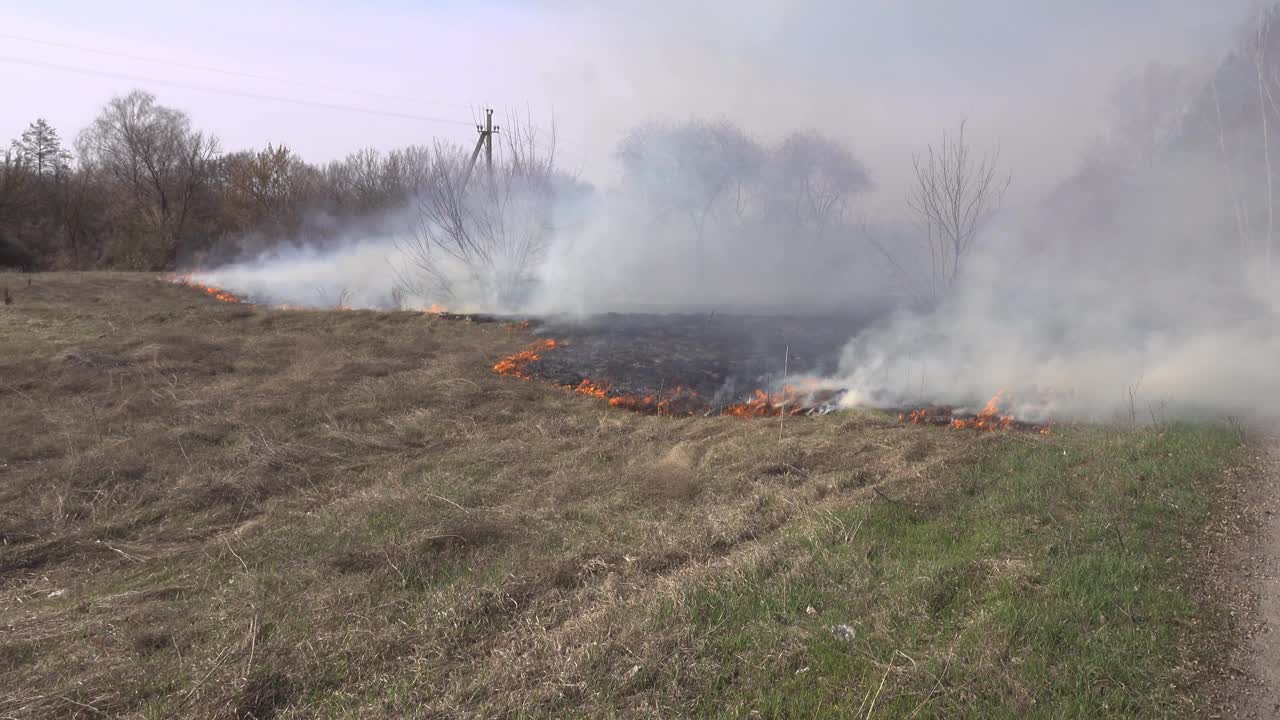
1,90,919,311
0,90,463,272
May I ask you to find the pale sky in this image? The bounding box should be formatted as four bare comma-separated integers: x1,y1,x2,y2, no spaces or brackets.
0,0,1254,195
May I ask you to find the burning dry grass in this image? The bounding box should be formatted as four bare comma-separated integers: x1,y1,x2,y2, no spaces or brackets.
899,392,1053,434
493,338,845,418
0,273,1242,718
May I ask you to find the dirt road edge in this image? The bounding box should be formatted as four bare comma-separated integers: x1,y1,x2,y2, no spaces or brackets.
1213,436,1280,718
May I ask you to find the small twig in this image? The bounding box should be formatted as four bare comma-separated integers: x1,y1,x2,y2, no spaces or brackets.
866,656,894,719
855,684,875,719
244,613,258,680
176,437,192,469
783,463,814,480
1112,524,1126,554
384,548,408,588
224,538,249,573
105,544,144,563
421,534,467,543
57,696,108,717
873,486,910,509
435,377,481,391
177,644,234,707
844,517,865,544
426,493,469,514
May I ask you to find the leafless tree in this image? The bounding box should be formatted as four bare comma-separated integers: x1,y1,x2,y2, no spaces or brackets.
77,90,219,267
397,114,559,309
905,120,1009,302
763,131,872,240
617,120,764,241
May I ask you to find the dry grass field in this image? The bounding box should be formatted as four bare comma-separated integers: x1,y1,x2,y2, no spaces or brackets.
0,273,1244,718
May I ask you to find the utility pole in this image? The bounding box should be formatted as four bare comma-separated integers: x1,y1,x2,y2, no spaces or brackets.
461,108,499,190
484,108,496,179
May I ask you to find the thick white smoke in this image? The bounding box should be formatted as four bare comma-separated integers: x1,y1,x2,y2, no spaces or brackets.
188,2,1280,424
830,251,1280,424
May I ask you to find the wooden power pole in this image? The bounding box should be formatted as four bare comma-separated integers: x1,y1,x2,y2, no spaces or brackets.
461,108,499,190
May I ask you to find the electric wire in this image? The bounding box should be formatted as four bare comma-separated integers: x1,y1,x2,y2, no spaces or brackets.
0,55,477,127
0,31,473,110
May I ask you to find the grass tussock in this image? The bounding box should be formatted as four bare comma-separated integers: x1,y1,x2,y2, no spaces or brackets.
0,272,1242,719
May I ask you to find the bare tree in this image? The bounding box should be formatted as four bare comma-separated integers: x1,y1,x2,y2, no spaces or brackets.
77,90,219,267
397,113,559,309
617,120,764,242
763,131,872,240
905,121,1009,302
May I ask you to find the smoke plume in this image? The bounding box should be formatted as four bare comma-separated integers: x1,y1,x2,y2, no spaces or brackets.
186,2,1280,424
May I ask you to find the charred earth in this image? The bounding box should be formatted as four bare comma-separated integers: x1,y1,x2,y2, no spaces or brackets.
503,312,873,416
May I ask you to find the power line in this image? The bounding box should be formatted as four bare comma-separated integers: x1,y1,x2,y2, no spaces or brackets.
0,55,477,127
0,31,474,111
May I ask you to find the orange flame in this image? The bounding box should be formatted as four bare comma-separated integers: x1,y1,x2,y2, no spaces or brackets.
606,385,700,416
899,392,1052,433
900,408,937,424
571,378,611,399
491,341,824,420
950,392,1014,431
171,274,243,303
493,339,557,378
722,385,807,418
492,338,710,416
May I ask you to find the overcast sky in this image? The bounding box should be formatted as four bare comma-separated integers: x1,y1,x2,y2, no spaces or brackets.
0,0,1255,195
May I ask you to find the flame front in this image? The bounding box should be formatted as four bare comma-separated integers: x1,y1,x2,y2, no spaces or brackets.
608,385,701,416
168,275,1043,428
492,338,710,415
722,385,808,418
202,285,241,303
900,391,1051,433
950,392,1014,431
172,274,243,304
493,339,558,378
572,378,611,399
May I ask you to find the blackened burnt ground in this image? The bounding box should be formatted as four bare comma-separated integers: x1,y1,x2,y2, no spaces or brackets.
517,312,872,411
